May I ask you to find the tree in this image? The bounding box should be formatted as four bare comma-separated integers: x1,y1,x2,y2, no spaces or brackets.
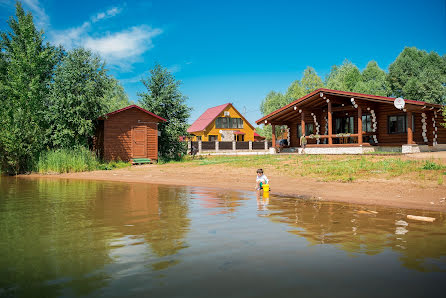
300,66,324,94
354,61,390,96
325,60,362,92
46,48,112,149
259,91,288,140
104,78,131,113
138,64,191,161
0,2,58,174
388,47,446,104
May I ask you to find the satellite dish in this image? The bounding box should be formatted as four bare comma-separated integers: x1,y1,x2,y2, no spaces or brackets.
394,97,405,110
219,130,223,133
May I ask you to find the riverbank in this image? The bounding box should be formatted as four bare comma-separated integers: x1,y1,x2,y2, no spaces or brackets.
21,153,446,212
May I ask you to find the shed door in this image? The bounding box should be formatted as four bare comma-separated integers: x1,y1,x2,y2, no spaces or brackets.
132,126,147,158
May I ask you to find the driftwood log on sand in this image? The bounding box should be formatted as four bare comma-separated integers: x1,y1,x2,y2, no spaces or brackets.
407,215,436,222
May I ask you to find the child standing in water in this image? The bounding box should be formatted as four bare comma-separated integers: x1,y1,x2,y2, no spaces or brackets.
255,169,269,190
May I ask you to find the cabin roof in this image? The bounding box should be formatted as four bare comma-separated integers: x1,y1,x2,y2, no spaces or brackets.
256,88,444,125
100,105,167,122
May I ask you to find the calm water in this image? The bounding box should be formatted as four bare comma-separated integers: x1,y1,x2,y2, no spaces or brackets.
1,177,445,297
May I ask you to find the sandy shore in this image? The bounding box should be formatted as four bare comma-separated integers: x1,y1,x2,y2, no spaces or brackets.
22,159,446,212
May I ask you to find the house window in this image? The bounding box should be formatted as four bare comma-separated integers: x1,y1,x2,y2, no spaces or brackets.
216,117,243,129
208,135,218,141
334,116,354,134
235,135,244,141
196,136,202,141
297,123,314,137
362,115,372,132
388,115,407,134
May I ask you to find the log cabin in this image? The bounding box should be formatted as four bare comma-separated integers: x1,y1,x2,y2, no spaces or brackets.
256,89,446,154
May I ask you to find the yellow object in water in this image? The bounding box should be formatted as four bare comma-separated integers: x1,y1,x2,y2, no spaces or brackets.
262,184,270,192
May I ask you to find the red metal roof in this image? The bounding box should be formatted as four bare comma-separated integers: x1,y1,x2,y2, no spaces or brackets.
187,103,231,133
233,131,245,135
100,105,167,122
256,88,444,125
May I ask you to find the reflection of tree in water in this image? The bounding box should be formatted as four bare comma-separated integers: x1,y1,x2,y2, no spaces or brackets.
266,197,446,272
0,178,113,297
94,183,191,270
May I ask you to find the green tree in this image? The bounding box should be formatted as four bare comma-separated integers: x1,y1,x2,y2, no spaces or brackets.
259,91,288,140
0,2,58,174
326,60,362,92
300,66,324,94
354,61,390,96
285,80,306,101
46,48,112,149
138,64,191,161
388,47,446,104
104,78,131,113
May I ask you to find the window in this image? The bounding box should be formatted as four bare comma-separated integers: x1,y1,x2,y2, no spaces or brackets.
235,135,244,141
196,136,202,141
334,116,354,134
208,135,218,141
297,123,314,137
215,117,243,129
388,115,406,134
362,115,372,132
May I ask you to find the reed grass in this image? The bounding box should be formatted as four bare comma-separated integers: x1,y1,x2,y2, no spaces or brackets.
36,147,130,174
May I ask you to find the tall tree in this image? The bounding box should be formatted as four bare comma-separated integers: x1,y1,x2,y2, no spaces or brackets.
354,61,390,96
300,66,324,94
46,48,112,149
325,60,362,92
388,47,446,104
104,78,131,113
259,91,288,140
138,64,191,161
0,2,58,174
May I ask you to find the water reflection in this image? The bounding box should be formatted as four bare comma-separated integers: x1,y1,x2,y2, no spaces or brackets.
0,178,191,297
1,177,445,297
263,196,446,272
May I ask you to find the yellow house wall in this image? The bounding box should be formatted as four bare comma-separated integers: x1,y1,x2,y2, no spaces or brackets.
190,105,255,141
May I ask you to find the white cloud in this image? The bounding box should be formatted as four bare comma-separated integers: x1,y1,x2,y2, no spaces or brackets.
84,26,162,64
92,7,122,23
48,4,161,70
51,22,90,49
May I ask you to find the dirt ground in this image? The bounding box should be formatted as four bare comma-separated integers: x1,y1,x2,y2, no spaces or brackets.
25,154,446,212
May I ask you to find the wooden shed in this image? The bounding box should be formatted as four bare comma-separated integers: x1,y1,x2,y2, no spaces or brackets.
94,105,166,162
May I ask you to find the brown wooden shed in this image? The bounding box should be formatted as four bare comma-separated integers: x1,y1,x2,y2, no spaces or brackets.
94,105,166,162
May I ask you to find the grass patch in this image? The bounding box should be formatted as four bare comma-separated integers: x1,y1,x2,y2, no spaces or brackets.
36,147,130,174
167,154,445,183
422,160,444,170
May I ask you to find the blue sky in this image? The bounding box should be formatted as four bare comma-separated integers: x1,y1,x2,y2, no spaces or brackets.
1,0,445,125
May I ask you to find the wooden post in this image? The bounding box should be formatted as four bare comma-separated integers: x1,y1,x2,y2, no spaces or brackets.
358,106,363,145
272,124,276,148
407,111,413,144
328,101,333,145
301,111,306,138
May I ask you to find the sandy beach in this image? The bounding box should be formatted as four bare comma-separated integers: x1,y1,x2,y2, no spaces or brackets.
23,153,446,212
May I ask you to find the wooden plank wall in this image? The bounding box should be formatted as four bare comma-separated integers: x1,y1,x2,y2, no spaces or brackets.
103,108,159,161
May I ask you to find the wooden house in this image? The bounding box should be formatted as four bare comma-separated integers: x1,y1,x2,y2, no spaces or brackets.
187,103,256,141
95,105,166,162
256,89,446,154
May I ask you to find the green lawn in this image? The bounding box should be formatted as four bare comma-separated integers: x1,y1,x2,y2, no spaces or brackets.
170,154,446,184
